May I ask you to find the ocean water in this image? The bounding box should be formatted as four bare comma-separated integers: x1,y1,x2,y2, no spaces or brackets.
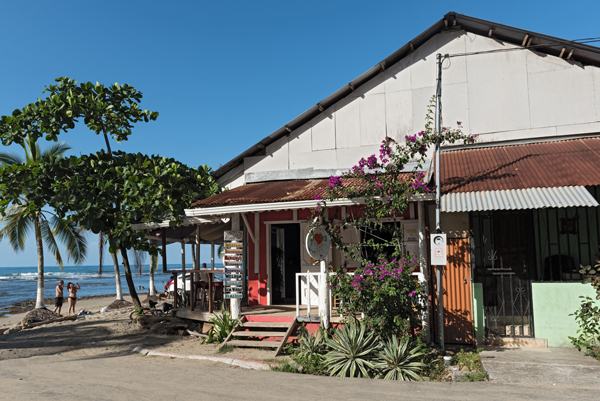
0,263,224,314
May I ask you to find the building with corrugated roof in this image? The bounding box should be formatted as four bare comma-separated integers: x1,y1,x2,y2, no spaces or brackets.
141,12,600,348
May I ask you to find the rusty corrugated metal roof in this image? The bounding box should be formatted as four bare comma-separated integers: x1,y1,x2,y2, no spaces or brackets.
441,137,600,193
191,175,417,209
191,179,335,208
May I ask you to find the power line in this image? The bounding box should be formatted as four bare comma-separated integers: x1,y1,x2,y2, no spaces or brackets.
447,39,600,59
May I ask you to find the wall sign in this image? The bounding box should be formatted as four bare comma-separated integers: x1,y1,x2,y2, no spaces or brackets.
223,230,244,299
306,226,331,261
430,233,447,266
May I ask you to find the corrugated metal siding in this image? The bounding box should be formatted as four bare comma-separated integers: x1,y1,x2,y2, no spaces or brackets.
441,186,599,212
432,238,474,345
441,138,600,193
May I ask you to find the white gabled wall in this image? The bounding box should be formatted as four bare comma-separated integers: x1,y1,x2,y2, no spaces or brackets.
222,29,600,188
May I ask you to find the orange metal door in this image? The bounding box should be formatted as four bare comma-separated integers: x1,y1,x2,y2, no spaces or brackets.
432,238,474,344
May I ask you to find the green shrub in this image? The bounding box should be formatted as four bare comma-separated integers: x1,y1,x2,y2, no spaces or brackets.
323,321,379,378
291,326,330,375
569,296,600,354
373,336,426,381
202,312,240,344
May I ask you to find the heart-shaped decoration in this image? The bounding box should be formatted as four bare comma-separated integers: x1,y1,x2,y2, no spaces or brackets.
314,232,324,245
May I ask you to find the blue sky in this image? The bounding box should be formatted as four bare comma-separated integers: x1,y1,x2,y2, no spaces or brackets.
1,1,599,267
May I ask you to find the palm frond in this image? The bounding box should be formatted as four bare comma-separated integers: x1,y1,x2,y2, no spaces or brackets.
50,215,88,265
0,151,24,166
128,248,147,277
41,142,71,162
0,205,33,252
40,217,63,269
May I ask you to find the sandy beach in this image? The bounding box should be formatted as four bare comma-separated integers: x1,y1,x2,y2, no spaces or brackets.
0,295,289,364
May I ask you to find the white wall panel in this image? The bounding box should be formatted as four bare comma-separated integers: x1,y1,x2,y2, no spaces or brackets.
441,82,470,135
385,89,412,143
526,50,572,74
311,108,336,151
409,36,437,90
528,68,596,128
223,173,245,190
354,72,386,97
384,57,411,93
593,67,600,121
360,93,386,145
466,36,531,134
436,31,467,85
411,86,435,133
336,146,379,169
473,126,557,145
556,121,600,136
244,136,289,173
289,150,337,170
288,122,312,154
335,96,361,149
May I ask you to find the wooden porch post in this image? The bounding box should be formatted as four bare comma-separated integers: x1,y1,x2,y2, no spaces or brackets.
231,213,241,319
161,228,167,273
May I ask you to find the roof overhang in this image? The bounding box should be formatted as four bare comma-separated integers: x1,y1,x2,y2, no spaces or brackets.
441,186,599,213
131,216,225,232
186,194,434,217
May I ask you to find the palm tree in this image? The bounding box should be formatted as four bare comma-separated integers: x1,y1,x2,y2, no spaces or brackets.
0,135,87,309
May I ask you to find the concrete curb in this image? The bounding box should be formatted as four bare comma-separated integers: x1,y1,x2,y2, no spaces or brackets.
129,346,278,371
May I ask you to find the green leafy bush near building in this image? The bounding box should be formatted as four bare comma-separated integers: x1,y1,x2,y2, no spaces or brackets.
569,295,600,361
202,312,239,344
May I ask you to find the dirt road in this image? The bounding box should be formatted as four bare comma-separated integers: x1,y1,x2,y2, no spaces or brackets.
1,352,599,401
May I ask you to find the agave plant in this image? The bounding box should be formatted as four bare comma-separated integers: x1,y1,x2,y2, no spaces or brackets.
323,321,380,378
373,336,426,381
296,329,325,359
203,312,240,344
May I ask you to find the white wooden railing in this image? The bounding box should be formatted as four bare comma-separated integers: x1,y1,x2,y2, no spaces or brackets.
295,272,332,319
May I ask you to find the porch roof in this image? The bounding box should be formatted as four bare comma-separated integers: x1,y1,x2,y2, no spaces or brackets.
440,137,600,212
440,137,600,193
185,177,433,217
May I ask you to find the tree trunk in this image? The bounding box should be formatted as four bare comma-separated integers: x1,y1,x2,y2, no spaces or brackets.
34,216,45,309
149,253,157,296
111,251,124,301
191,244,197,282
98,232,104,276
120,246,141,308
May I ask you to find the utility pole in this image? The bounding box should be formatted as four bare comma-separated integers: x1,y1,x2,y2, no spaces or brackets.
435,53,445,352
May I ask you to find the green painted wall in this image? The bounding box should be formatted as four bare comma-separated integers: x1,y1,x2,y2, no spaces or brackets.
531,283,598,347
472,283,485,339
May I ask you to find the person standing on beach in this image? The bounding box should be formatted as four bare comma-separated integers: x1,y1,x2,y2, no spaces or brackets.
53,280,64,315
66,282,81,316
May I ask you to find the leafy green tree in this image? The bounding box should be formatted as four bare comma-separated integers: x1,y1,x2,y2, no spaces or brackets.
0,135,87,309
46,150,220,308
0,77,158,148
0,77,159,304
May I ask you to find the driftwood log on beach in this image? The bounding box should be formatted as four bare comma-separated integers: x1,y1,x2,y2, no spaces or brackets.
2,315,77,335
22,315,77,328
